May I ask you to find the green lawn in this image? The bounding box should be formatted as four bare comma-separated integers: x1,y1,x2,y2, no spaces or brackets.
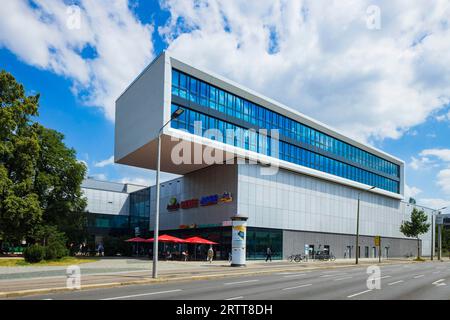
0,256,98,267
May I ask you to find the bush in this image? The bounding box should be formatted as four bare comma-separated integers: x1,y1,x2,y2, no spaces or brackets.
45,242,68,260
23,244,45,263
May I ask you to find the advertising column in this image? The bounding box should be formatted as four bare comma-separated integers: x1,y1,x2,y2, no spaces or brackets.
231,216,248,267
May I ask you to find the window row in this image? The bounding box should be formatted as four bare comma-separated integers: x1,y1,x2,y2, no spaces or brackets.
172,69,400,178
170,105,399,194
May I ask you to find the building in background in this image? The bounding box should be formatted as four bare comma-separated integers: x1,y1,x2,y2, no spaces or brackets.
81,179,148,244
111,52,435,260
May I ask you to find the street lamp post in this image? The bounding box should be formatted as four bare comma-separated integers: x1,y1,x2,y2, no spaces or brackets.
431,213,434,261
356,186,376,265
152,108,184,279
436,207,447,262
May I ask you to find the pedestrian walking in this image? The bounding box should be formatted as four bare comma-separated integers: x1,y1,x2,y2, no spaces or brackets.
97,243,104,257
265,247,272,262
207,246,214,263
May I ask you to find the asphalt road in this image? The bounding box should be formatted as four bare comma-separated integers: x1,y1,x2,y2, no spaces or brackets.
12,261,450,300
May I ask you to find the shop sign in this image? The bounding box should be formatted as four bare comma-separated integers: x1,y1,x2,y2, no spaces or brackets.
200,194,219,206
167,197,180,211
181,198,199,209
219,192,233,203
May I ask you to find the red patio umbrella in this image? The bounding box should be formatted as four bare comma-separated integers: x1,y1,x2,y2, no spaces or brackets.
125,237,147,242
184,236,218,245
184,237,218,261
145,234,186,243
125,237,147,257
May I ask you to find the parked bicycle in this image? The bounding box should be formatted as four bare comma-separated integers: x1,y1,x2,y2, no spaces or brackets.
313,251,336,261
287,253,308,262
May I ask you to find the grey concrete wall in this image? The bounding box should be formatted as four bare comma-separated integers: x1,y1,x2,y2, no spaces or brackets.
150,164,238,231
238,163,433,256
283,229,419,259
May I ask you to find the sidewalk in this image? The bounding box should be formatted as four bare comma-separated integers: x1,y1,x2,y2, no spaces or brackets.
0,257,421,298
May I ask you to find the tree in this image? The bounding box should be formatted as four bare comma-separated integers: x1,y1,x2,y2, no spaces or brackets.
0,70,87,245
400,208,430,259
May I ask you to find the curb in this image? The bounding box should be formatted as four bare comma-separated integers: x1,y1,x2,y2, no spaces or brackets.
0,259,426,299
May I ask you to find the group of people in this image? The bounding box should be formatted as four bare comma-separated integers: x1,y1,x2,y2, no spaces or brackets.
68,242,104,257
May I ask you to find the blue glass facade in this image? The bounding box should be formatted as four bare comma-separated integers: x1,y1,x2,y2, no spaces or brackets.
171,69,400,194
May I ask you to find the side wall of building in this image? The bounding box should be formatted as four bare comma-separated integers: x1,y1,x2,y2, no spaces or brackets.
237,163,433,257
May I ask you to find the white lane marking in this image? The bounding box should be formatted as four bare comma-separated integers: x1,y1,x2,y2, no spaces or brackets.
388,280,404,286
224,280,259,286
432,279,446,287
319,274,336,278
334,276,353,281
101,289,182,300
226,296,244,300
433,271,441,274
347,289,372,298
282,283,312,291
372,275,391,281
42,298,53,300
283,273,307,278
413,275,424,279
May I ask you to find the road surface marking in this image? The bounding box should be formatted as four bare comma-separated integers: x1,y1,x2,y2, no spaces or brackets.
224,280,259,285
101,289,182,300
283,273,307,278
413,275,424,279
226,296,244,300
388,280,404,286
282,283,312,291
319,274,336,278
432,279,446,287
334,276,353,281
42,299,53,300
433,271,441,274
347,289,372,298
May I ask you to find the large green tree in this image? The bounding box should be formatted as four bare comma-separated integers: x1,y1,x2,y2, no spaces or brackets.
400,208,430,259
0,70,87,245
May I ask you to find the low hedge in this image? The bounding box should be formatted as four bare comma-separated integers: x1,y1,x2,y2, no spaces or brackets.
23,244,46,263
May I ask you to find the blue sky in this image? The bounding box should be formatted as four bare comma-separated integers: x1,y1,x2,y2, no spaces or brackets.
1,1,450,212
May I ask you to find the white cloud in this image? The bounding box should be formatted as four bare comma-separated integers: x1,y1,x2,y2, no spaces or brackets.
94,155,115,168
417,198,450,211
437,168,450,195
404,184,422,199
409,156,435,170
0,0,154,120
161,0,450,142
89,173,108,181
420,149,450,162
119,177,150,187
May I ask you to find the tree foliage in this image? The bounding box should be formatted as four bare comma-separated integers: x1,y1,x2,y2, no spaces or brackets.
400,208,430,259
0,70,87,245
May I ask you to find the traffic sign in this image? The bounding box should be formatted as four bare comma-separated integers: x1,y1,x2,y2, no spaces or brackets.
374,236,381,247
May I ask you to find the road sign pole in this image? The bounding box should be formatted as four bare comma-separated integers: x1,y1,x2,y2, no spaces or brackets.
379,237,381,263
438,224,442,261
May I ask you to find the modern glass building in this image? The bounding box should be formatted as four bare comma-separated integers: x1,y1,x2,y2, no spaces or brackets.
113,52,434,259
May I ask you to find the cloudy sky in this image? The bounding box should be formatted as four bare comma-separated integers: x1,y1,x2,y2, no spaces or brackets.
1,0,449,212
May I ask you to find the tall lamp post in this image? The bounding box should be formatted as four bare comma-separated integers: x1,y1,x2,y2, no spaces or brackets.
152,108,184,279
355,186,376,265
435,207,447,262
